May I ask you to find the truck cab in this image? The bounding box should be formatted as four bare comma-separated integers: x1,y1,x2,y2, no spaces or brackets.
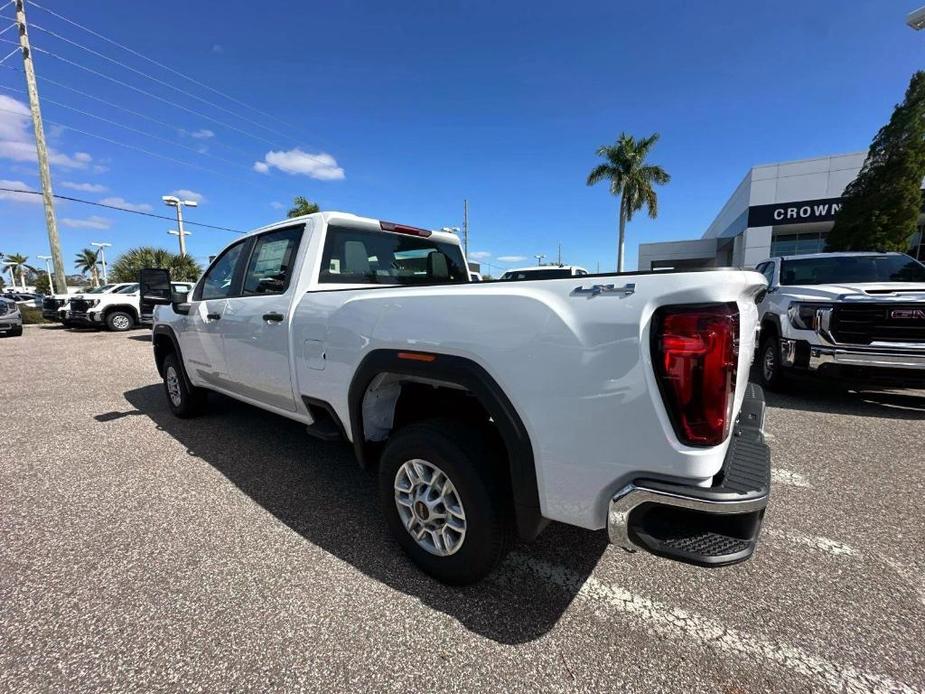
755,252,925,389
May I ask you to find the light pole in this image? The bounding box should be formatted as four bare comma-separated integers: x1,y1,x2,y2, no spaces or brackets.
91,241,111,284
37,254,52,294
535,254,545,266
162,195,198,256
168,228,192,256
907,6,925,29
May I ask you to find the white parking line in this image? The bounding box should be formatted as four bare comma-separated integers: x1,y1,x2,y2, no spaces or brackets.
768,529,859,557
503,553,921,694
771,468,811,487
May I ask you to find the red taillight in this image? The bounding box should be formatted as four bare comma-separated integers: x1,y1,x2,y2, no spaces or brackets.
380,221,432,237
653,304,739,447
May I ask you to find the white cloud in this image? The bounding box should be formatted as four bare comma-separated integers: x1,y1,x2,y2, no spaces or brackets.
253,148,345,180
270,201,286,210
93,164,109,174
469,251,492,260
0,179,41,204
0,95,93,169
61,181,108,193
497,256,528,263
99,196,153,213
190,129,214,139
169,188,205,204
61,215,111,230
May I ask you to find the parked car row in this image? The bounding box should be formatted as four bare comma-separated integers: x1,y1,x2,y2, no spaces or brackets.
0,296,23,337
42,281,195,332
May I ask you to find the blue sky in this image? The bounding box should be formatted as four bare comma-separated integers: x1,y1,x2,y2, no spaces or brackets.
0,0,921,277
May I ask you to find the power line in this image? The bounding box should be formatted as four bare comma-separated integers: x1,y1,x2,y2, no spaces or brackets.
25,41,280,148
0,186,245,232
0,82,256,171
28,21,296,142
0,63,256,160
0,23,17,38
27,0,299,132
0,45,16,65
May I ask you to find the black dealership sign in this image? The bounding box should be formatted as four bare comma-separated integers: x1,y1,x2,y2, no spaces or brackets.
747,197,844,227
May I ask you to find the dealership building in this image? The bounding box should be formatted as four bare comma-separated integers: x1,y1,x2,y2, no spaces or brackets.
638,151,925,270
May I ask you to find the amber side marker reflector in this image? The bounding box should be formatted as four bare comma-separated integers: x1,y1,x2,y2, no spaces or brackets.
397,351,437,362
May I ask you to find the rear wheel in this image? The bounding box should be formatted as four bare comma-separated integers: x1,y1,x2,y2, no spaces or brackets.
378,418,512,585
759,334,789,392
106,310,134,332
162,352,207,418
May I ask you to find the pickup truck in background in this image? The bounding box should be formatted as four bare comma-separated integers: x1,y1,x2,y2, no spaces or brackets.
754,252,925,390
68,280,193,331
142,211,772,584
43,283,134,325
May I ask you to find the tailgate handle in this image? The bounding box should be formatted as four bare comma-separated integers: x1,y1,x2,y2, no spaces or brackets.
572,283,635,297
263,312,285,322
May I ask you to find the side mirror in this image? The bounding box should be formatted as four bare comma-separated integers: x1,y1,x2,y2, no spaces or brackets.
139,268,172,306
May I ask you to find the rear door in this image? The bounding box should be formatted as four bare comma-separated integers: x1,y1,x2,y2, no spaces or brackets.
181,239,248,386
221,225,305,411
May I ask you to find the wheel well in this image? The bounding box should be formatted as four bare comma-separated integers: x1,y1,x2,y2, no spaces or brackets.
152,333,175,376
760,316,780,340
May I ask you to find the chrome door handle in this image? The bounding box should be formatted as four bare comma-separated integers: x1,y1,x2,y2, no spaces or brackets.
571,283,635,297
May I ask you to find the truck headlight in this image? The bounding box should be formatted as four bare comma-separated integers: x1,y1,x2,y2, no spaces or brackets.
88,299,100,307
787,302,832,330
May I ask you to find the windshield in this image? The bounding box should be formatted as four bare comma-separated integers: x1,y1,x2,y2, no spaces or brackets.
780,255,925,286
87,284,115,294
319,226,468,285
115,284,139,294
500,268,573,280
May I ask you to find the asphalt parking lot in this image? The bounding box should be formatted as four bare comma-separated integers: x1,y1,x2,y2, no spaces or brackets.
1,325,924,693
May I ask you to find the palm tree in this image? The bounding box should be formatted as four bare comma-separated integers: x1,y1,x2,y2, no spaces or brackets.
587,132,671,272
287,195,320,218
74,248,101,288
3,253,35,290
109,246,202,283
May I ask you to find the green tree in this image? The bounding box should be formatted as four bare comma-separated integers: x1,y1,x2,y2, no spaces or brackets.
109,247,202,283
34,272,51,295
3,253,35,289
587,133,671,272
287,195,320,218
827,72,925,252
74,248,101,288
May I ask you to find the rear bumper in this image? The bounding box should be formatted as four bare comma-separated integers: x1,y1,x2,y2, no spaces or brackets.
608,383,770,567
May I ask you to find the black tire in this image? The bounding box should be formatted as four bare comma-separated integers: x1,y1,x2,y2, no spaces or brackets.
105,310,135,332
378,418,513,585
758,334,789,392
162,352,207,418
11,326,23,337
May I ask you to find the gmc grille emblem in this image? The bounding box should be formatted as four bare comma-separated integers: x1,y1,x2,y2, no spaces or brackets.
890,309,925,320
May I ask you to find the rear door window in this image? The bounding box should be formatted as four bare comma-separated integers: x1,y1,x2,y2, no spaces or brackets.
319,226,468,285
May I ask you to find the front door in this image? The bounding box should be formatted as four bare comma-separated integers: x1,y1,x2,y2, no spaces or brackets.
221,226,304,411
181,239,248,387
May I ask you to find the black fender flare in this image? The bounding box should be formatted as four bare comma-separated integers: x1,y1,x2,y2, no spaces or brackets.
348,349,544,540
760,312,783,340
152,324,195,392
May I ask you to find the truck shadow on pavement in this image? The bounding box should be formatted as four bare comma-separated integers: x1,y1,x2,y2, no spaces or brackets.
762,385,925,420
120,384,608,644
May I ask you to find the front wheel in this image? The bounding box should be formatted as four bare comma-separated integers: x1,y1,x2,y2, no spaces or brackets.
106,310,134,332
759,335,790,392
162,353,207,418
378,419,512,585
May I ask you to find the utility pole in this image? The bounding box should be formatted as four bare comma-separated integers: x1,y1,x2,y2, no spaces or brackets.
16,0,66,294
463,199,469,260
557,243,561,266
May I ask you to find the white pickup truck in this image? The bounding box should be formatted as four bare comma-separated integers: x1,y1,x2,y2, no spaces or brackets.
755,252,925,390
143,211,772,584
68,280,194,331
